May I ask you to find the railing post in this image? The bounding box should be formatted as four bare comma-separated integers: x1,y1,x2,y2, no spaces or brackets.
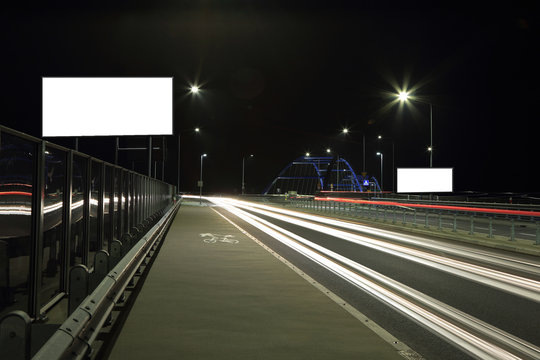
469,214,475,235
0,310,32,360
89,250,109,293
510,218,515,241
29,140,45,319
488,217,494,238
82,158,91,266
424,210,429,229
68,264,89,315
110,240,123,268
534,221,540,245
62,150,73,292
438,212,442,230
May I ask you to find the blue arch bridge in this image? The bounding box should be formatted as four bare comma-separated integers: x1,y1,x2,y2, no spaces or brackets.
263,156,381,195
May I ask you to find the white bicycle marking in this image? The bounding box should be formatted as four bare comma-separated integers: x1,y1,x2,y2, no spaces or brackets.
200,233,239,244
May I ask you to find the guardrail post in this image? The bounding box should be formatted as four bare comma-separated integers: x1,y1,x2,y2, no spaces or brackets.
488,217,494,238
0,310,31,360
89,250,109,293
68,264,89,315
383,207,387,222
392,207,396,224
452,213,457,232
402,209,406,225
438,212,442,230
536,222,539,245
110,240,123,268
424,210,429,228
510,218,515,241
469,214,475,235
413,210,417,227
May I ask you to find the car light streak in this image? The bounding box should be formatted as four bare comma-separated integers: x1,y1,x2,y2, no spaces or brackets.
315,196,540,218
223,199,540,276
210,197,539,360
0,205,32,215
215,198,540,303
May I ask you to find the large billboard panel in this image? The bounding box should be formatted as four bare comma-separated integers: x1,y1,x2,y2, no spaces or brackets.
397,168,453,193
42,77,173,137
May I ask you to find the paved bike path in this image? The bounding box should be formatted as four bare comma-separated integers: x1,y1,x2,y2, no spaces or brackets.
108,202,405,360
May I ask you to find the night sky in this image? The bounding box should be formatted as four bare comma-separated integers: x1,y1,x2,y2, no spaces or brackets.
2,3,539,194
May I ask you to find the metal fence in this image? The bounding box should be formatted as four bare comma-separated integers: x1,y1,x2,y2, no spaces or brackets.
289,198,540,245
0,125,176,320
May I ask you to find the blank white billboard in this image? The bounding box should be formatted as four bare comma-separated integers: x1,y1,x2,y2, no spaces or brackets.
397,168,453,193
42,77,173,137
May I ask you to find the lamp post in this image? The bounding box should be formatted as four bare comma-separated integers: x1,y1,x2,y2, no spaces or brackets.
177,127,201,194
199,153,207,204
242,154,254,195
377,135,395,192
341,127,366,174
398,91,434,167
376,152,383,192
177,83,203,193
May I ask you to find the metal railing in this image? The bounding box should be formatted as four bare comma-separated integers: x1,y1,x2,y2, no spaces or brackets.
32,200,180,360
0,125,176,321
289,198,540,245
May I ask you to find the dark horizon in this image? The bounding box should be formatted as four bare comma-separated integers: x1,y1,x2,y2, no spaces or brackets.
2,3,539,194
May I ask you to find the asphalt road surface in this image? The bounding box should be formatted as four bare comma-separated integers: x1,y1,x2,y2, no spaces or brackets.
207,197,540,360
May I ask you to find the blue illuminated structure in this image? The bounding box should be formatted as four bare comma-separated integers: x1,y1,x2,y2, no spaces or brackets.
263,156,381,195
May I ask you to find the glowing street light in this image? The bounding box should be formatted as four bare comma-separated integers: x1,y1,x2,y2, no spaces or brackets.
190,85,200,94
398,91,409,101
305,152,311,157
342,128,349,134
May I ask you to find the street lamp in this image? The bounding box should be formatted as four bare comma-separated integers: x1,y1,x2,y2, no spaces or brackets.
199,153,207,204
177,127,201,194
398,91,434,167
377,134,395,193
242,154,254,195
190,85,200,94
376,152,383,192
340,127,366,174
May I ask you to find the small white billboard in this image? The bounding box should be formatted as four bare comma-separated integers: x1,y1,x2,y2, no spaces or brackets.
42,77,173,137
397,168,453,193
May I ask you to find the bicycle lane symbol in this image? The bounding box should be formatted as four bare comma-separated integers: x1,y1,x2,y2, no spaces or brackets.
200,233,239,245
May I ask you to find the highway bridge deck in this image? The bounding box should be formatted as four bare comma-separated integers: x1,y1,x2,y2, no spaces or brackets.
107,201,406,360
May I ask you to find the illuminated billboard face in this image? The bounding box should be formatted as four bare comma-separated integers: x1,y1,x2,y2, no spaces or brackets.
397,168,453,193
42,77,173,137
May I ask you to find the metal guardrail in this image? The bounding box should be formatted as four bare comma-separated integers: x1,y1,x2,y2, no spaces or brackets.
289,198,540,245
0,125,176,321
31,200,180,360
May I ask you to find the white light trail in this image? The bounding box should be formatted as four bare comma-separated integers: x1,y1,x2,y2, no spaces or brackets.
209,197,540,360
214,198,540,303
231,199,540,274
